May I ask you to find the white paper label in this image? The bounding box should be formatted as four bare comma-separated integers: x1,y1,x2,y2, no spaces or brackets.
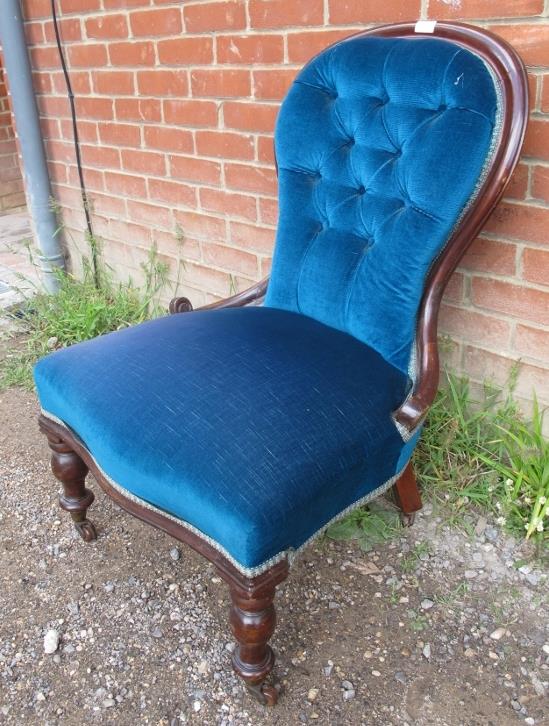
414,20,437,33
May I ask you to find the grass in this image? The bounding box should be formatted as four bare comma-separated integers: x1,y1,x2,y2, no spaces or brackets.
0,243,169,390
325,372,548,552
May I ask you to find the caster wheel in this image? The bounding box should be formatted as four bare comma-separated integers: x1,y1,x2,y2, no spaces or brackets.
74,519,97,542
400,512,416,527
245,682,279,706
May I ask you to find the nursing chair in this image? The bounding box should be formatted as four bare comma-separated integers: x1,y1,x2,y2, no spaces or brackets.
34,22,527,705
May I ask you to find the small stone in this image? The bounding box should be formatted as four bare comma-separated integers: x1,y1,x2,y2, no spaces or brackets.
372,670,381,677
36,692,46,702
421,599,434,610
422,644,431,660
542,644,549,655
150,627,163,639
484,526,498,542
363,650,373,659
341,680,353,690
328,601,339,609
395,671,407,685
307,688,319,702
197,660,209,675
47,336,58,349
490,628,506,641
224,642,235,653
193,701,201,712
103,582,115,593
323,661,333,677
343,689,355,701
44,629,60,654
525,718,535,725
464,648,475,658
102,699,116,708
475,517,487,536
53,654,61,664
464,570,477,579
170,547,181,561
401,647,411,657
511,700,521,712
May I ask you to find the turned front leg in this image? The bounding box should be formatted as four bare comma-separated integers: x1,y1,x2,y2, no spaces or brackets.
229,585,278,705
44,429,97,542
393,462,422,526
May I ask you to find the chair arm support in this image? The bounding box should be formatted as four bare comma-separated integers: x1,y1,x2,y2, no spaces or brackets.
393,341,439,435
169,277,269,315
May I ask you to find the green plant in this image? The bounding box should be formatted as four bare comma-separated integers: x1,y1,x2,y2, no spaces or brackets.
1,241,169,390
325,501,401,552
415,372,548,547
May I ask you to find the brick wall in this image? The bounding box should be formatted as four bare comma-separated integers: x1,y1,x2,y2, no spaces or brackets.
0,57,26,214
14,0,549,411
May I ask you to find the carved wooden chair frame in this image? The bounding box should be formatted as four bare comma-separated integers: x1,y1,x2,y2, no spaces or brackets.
38,21,528,706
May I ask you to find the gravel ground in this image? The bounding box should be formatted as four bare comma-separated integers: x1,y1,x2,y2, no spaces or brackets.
0,386,548,725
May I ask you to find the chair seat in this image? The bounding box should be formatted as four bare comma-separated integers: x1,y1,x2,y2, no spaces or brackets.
34,306,413,574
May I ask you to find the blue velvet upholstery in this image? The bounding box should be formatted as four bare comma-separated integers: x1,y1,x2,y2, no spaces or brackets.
35,308,409,572
34,33,500,575
266,35,499,374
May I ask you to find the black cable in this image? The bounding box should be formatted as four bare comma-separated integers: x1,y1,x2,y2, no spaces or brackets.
51,0,99,287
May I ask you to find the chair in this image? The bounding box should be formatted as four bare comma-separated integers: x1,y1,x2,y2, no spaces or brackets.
34,21,527,705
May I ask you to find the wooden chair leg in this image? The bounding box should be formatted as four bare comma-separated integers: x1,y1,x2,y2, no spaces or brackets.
229,582,279,705
393,462,422,527
42,426,97,542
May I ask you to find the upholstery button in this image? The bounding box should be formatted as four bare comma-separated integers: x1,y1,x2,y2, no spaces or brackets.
347,138,355,147
357,186,366,195
393,149,402,158
439,103,447,111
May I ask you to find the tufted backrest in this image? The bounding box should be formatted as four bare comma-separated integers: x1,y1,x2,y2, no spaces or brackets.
265,34,500,376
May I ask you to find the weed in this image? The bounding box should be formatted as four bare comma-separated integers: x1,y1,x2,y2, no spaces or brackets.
400,541,432,573
1,241,169,390
326,501,401,552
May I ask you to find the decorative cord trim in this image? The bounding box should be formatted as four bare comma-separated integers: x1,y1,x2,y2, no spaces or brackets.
41,408,409,578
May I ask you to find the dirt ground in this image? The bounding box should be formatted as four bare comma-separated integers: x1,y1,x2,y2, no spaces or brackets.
0,386,547,725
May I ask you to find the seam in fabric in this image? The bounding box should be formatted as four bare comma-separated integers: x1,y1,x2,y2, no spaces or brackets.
40,408,410,578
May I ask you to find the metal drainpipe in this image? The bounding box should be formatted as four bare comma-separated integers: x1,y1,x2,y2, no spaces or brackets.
0,0,64,293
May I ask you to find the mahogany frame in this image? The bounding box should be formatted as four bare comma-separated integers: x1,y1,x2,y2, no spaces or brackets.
39,21,528,706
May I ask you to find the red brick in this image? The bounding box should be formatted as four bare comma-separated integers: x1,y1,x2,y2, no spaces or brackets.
200,188,257,221
109,41,155,66
145,126,193,153
472,277,549,326
230,220,275,254
505,162,529,200
121,148,166,176
110,219,152,246
444,272,465,303
43,18,82,42
514,324,549,363
170,155,222,184
532,164,549,202
330,0,420,23
191,69,251,98
153,229,201,263
158,37,214,65
164,99,218,127
428,0,544,19
522,247,549,286
253,69,296,100
21,0,52,20
523,118,549,161
288,30,354,63
217,34,284,64
86,14,128,39
223,101,278,132
137,70,188,97
103,0,148,7
250,0,323,28
105,171,146,198
148,178,197,207
98,122,141,148
463,346,549,401
203,242,258,276
80,144,121,169
93,70,135,95
24,21,44,45
52,70,91,95
257,135,275,164
130,8,182,37
30,46,60,69
261,257,273,276
60,118,97,143
68,43,108,67
45,140,75,165
439,304,511,348
128,200,172,229
225,163,277,194
184,2,246,32
74,97,113,120
258,196,278,225
68,165,104,192
485,201,549,246
115,98,162,123
542,75,549,113
196,130,254,160
488,24,549,67
460,237,516,276
179,262,231,296
59,0,100,11
32,71,53,94
173,210,226,241
37,96,70,118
